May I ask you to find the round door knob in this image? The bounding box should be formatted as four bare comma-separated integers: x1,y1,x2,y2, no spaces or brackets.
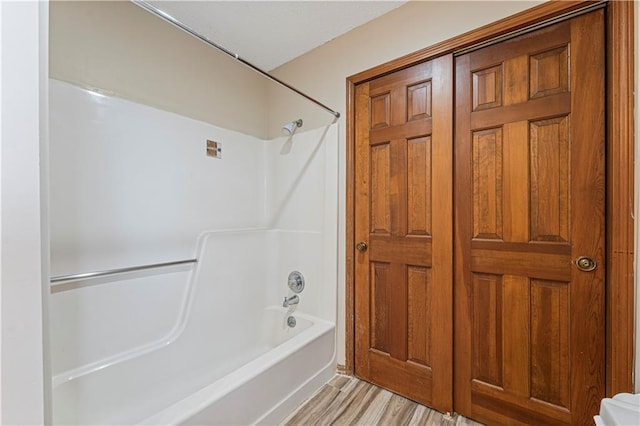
575,256,597,272
356,241,368,252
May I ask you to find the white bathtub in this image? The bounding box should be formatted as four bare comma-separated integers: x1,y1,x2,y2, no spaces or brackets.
142,309,335,425
53,307,334,425
52,231,336,425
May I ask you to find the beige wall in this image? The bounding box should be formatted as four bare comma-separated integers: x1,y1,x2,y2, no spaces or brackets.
50,1,269,138
268,1,545,137
269,0,548,365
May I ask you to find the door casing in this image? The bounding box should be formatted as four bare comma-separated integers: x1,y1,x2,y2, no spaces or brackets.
345,0,635,398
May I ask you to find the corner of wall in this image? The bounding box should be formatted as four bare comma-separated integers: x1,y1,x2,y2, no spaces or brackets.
49,0,271,139
0,1,46,423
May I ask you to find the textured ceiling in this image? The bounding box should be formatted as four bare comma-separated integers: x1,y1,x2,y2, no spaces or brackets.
144,1,408,71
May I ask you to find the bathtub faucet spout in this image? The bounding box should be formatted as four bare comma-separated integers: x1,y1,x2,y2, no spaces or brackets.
283,295,299,307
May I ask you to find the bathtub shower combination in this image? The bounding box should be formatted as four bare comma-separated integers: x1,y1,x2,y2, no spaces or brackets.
48,76,342,426
52,231,336,425
49,2,340,421
49,75,339,424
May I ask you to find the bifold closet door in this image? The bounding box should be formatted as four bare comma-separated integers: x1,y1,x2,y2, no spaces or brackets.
454,10,605,425
354,55,453,412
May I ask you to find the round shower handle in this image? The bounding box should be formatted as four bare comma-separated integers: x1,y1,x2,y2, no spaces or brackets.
356,241,368,252
288,271,305,293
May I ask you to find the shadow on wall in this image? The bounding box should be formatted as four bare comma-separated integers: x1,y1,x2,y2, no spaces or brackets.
269,120,339,229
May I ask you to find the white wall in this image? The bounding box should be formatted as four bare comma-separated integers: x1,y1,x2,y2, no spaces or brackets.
0,1,47,424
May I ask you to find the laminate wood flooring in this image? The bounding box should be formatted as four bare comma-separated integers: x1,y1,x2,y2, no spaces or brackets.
280,376,483,426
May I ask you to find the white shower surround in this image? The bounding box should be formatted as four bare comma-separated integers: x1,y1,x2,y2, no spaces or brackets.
49,80,338,423
53,230,336,424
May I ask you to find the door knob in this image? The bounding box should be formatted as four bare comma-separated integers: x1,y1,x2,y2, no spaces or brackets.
575,256,597,272
356,241,368,252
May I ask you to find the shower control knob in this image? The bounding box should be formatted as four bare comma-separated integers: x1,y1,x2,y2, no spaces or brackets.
287,271,305,294
356,241,368,252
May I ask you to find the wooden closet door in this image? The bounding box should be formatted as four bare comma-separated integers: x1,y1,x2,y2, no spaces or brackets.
454,11,605,425
354,55,453,411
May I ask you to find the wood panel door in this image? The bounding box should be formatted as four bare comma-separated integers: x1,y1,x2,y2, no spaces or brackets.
354,55,453,412
454,11,605,425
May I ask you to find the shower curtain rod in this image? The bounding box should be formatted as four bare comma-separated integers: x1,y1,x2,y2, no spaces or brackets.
132,0,340,119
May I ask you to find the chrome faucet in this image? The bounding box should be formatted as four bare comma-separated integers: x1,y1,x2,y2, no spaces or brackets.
283,295,299,307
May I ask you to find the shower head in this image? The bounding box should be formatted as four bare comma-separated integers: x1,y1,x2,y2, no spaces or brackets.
282,119,303,136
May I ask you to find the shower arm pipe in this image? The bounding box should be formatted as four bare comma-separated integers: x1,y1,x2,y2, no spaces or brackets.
132,0,341,119
50,259,197,285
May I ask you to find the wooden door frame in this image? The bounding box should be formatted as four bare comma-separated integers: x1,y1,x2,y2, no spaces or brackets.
345,0,635,397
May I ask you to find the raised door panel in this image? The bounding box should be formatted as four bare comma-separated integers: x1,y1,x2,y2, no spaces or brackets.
471,273,502,387
407,266,432,366
530,46,569,99
530,280,571,409
371,262,390,353
472,128,503,240
407,136,432,236
370,143,391,234
530,117,570,243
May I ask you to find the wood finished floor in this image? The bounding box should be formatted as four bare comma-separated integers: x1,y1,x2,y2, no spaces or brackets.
280,375,483,426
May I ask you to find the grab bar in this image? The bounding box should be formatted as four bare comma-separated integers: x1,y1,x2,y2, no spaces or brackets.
50,259,197,284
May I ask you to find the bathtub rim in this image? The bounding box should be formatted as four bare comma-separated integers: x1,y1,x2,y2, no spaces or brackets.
137,309,335,425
